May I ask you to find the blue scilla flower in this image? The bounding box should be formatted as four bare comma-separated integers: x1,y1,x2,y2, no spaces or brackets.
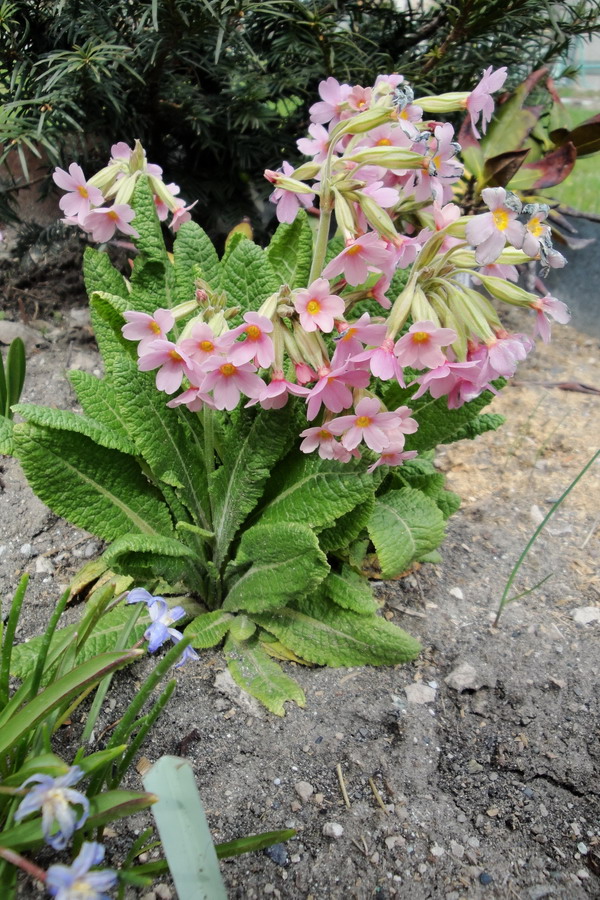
46,842,117,900
126,589,199,666
15,766,89,851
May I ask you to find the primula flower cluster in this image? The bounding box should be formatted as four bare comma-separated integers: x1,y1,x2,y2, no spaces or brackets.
53,140,194,243
53,66,571,473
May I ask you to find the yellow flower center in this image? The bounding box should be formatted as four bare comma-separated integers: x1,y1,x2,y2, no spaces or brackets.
345,244,361,256
107,210,119,221
411,331,430,344
528,216,543,237
220,363,236,377
246,324,261,340
199,340,214,352
432,155,442,170
492,209,509,231
355,416,372,428
340,327,357,342
77,185,89,198
306,299,320,315
319,429,332,440
376,138,392,146
150,321,161,334
169,349,183,362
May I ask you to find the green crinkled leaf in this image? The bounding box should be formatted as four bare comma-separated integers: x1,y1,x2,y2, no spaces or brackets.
317,496,375,553
368,487,445,578
13,423,174,542
253,595,421,667
174,221,220,301
83,247,129,299
219,238,279,323
323,566,378,615
229,614,256,642
111,354,211,529
129,258,171,314
258,454,373,531
0,416,14,455
90,293,136,377
103,533,201,583
10,605,150,680
131,176,169,264
383,382,504,453
13,404,138,456
68,370,134,439
224,633,305,716
265,210,313,289
394,468,460,520
447,412,505,442
210,406,299,569
223,523,329,614
184,611,234,648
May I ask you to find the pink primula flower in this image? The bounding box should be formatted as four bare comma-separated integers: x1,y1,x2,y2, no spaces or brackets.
170,200,198,232
294,278,346,333
52,164,104,224
122,308,175,356
322,233,395,286
137,339,196,394
483,332,533,378
465,187,525,266
167,385,214,412
267,161,315,224
412,360,490,409
309,77,352,126
305,362,370,421
83,204,139,243
327,396,404,453
367,444,418,474
333,313,387,362
297,123,333,163
252,373,310,410
178,322,234,365
352,336,405,383
201,358,264,410
467,66,507,139
530,294,570,343
228,312,275,368
347,85,372,113
394,321,457,370
299,424,339,459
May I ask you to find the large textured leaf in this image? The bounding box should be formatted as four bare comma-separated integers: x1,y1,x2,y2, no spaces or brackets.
265,210,313,289
395,461,461,520
317,497,375,553
68,370,134,439
13,423,174,541
83,247,129,299
13,404,137,457
103,534,201,583
224,634,305,716
323,566,378,615
129,258,171,314
218,238,279,322
0,417,13,455
258,454,372,531
112,354,211,529
131,176,169,264
174,221,220,301
223,523,328,613
184,611,234,648
383,381,502,453
447,412,505,442
210,406,298,569
90,293,136,378
368,487,445,578
253,595,421,667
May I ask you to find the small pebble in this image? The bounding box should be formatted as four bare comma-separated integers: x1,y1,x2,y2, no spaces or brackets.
265,843,288,866
322,822,344,839
430,843,445,858
576,842,588,855
449,587,464,600
294,781,314,803
479,872,494,885
155,886,173,900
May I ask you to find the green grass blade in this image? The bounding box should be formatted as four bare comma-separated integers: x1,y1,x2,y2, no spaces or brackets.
110,680,176,789
142,756,227,900
495,450,600,625
0,349,7,418
215,829,296,859
6,337,26,412
0,575,28,708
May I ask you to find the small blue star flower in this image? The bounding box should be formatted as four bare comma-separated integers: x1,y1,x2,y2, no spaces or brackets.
15,766,89,850
126,589,199,667
46,842,117,900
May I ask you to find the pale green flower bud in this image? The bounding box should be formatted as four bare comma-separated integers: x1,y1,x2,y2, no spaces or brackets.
417,92,469,112
344,146,424,170
476,274,536,307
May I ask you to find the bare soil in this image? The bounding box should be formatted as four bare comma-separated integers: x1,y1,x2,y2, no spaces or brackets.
1,246,599,900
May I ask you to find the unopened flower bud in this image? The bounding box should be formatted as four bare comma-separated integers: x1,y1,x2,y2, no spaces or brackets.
333,107,394,137
476,275,536,307
417,92,470,113
353,193,398,243
344,146,423,170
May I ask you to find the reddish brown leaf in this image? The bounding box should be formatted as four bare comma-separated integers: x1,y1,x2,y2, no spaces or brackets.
483,149,530,188
522,142,576,188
